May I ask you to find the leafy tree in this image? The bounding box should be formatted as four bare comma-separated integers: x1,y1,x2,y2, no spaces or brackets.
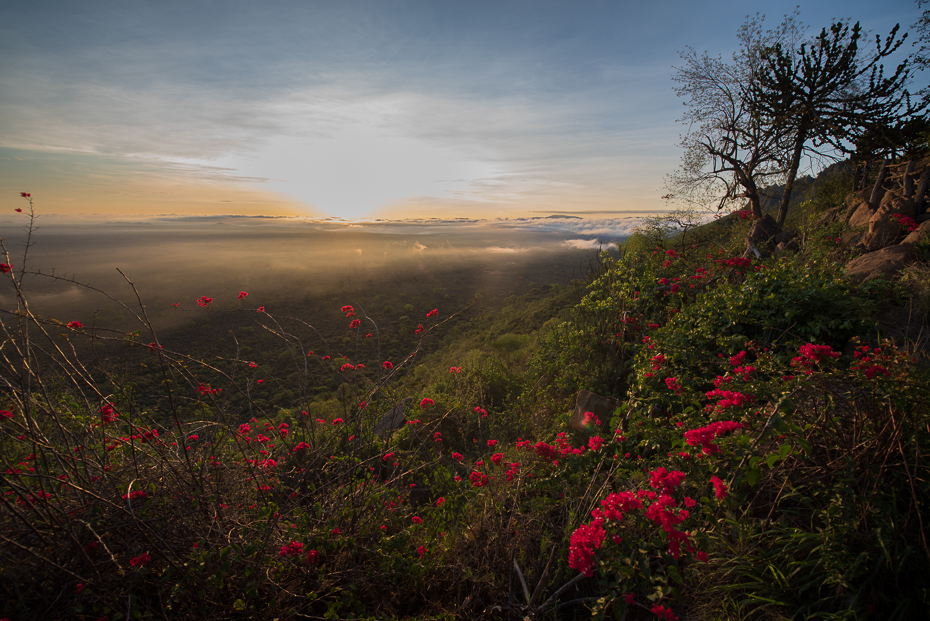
667,13,803,220
754,20,923,225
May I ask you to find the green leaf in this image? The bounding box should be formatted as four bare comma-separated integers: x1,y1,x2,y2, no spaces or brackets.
766,453,780,469
746,468,761,486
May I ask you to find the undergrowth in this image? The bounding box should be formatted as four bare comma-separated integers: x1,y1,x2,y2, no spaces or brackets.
1,195,928,620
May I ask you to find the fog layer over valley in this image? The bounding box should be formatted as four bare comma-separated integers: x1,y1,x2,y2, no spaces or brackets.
0,214,629,339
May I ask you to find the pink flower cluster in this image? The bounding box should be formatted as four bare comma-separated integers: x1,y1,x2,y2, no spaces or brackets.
715,257,751,269
890,213,918,232
279,541,304,557
570,468,700,577
791,343,840,374
705,388,754,410
683,420,743,455
851,345,892,379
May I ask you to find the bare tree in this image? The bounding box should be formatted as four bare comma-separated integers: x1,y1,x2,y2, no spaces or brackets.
667,13,803,220
754,20,923,225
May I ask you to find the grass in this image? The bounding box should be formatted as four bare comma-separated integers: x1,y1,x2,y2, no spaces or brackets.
1,193,929,620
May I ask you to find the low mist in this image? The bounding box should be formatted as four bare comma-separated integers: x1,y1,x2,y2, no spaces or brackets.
0,215,631,334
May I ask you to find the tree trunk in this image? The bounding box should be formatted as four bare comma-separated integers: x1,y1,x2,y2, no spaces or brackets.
776,135,805,226
904,160,916,198
869,160,887,208
916,167,930,214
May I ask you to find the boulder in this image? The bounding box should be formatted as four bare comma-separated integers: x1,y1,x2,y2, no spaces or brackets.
845,187,872,211
746,214,782,254
847,201,877,229
571,390,618,431
775,240,800,254
842,230,864,247
878,191,916,219
902,219,930,245
813,206,844,228
859,198,915,250
861,219,906,251
845,244,918,283
374,398,412,438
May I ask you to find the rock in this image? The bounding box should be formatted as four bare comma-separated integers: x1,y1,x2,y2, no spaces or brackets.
845,187,872,211
878,191,916,219
374,398,412,438
746,214,782,254
847,202,877,229
774,230,796,244
813,206,844,228
861,219,906,251
775,240,800,254
845,244,918,283
571,390,618,431
859,198,915,250
902,219,930,245
842,230,864,247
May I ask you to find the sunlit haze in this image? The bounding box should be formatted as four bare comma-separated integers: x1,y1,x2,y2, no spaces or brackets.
1,0,921,220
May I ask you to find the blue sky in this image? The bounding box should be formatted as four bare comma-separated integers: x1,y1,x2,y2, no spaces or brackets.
1,0,925,219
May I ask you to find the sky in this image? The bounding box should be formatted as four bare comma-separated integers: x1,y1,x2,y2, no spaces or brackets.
1,0,926,221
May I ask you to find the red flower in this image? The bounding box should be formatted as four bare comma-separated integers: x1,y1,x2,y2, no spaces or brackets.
98,404,118,424
257,306,265,313
257,379,264,384
349,319,360,329
383,360,393,369
411,516,423,524
0,410,12,420
710,475,728,500
19,192,30,198
196,296,213,307
129,552,151,567
417,545,427,558
426,308,438,318
238,291,248,300
279,541,304,557
340,305,354,313
469,470,488,487
66,321,83,329
332,418,344,425
420,398,434,409
436,497,445,507
0,264,11,274
15,208,22,212
306,549,319,564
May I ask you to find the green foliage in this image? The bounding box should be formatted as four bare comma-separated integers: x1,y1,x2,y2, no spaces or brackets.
2,201,930,620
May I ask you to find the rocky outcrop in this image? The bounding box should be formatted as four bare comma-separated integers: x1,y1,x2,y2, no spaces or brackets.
571,390,617,431
902,220,930,245
838,160,928,282
845,244,918,283
746,215,782,256
374,398,412,438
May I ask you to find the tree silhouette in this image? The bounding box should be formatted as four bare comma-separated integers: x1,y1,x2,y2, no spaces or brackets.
754,21,923,225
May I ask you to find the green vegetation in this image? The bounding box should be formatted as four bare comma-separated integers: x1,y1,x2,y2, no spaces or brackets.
1,186,929,620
